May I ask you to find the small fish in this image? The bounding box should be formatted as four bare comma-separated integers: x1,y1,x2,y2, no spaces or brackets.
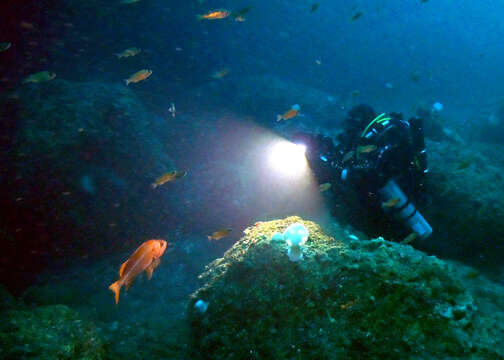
109,239,169,304
115,47,141,59
124,69,152,85
342,150,355,163
310,3,320,13
340,299,358,310
456,160,471,170
400,232,417,245
234,16,246,22
382,197,401,208
211,68,229,79
151,170,187,188
0,42,11,52
356,144,377,154
319,183,332,192
197,9,230,20
20,21,35,30
22,71,56,84
315,59,322,65
121,0,141,4
208,228,232,241
277,104,300,121
351,11,363,21
168,102,176,118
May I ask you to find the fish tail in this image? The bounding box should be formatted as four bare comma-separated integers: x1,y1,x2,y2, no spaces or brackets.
124,79,129,86
196,14,204,21
276,114,282,122
207,236,212,241
151,183,157,189
109,281,121,304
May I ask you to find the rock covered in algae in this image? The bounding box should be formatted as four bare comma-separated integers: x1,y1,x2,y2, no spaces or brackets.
0,304,107,359
187,216,504,359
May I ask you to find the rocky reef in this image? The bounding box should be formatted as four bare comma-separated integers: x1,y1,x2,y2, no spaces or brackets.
423,138,504,273
188,216,504,359
1,79,174,289
0,300,107,360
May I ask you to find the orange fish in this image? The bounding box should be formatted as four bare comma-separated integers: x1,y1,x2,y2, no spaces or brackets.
20,21,35,30
211,68,230,79
319,182,331,192
109,239,168,304
382,197,401,208
356,144,377,154
208,228,232,241
197,9,230,20
151,170,187,188
276,104,301,121
124,69,152,85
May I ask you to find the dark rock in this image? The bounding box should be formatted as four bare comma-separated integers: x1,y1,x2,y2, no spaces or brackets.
423,139,504,272
2,79,174,289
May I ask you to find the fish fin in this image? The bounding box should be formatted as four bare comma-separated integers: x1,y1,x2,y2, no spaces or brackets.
125,278,134,291
151,257,161,270
109,281,121,304
119,259,129,277
276,114,282,122
145,266,153,280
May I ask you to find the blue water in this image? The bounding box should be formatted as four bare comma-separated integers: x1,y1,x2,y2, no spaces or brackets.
1,0,504,358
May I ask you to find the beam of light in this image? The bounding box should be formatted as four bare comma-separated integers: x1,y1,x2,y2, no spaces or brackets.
268,141,308,178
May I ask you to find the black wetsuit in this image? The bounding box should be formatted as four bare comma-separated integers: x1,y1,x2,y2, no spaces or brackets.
293,106,428,238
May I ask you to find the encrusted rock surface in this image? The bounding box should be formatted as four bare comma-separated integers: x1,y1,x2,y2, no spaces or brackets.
188,216,504,359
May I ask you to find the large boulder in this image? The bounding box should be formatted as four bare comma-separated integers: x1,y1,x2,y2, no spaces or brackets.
1,80,174,288
422,139,504,273
188,216,504,359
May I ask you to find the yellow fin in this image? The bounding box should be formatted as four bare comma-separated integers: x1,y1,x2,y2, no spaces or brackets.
119,259,129,277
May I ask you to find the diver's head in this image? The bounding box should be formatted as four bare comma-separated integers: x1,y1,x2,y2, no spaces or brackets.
345,104,377,133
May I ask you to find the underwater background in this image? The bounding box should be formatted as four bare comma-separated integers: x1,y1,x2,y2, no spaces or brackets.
1,0,504,358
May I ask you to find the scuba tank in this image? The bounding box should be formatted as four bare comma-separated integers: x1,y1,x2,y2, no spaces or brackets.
378,179,432,240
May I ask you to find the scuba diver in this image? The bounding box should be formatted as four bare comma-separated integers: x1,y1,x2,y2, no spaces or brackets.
293,104,432,241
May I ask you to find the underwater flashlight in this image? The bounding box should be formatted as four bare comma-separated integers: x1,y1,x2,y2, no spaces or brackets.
268,141,308,177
